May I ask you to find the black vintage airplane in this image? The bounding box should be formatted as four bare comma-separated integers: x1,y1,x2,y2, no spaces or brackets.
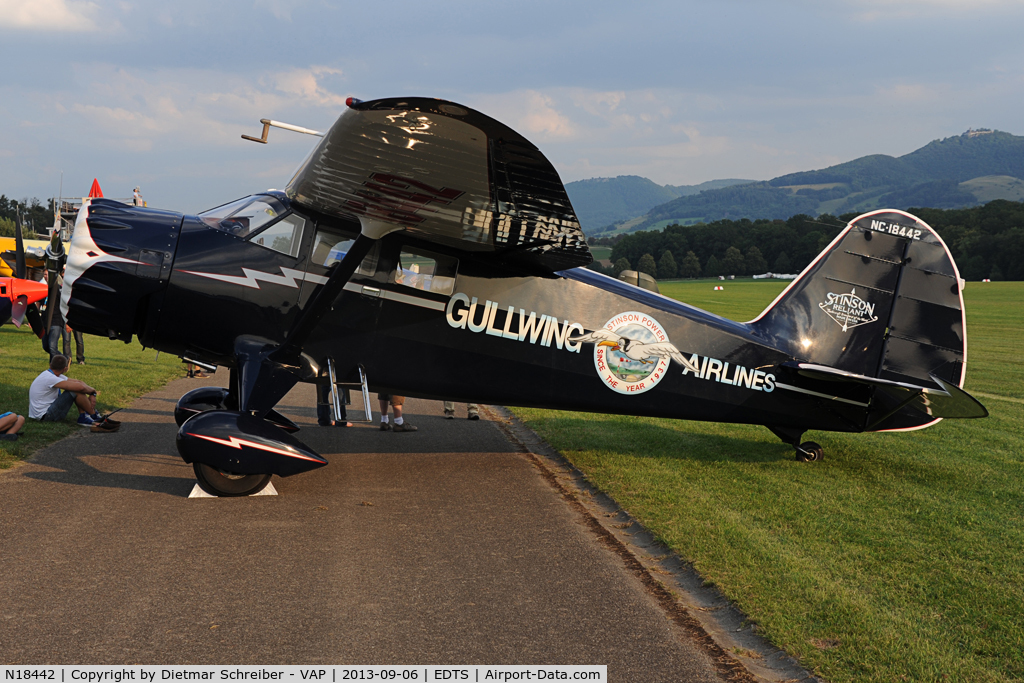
60,97,987,496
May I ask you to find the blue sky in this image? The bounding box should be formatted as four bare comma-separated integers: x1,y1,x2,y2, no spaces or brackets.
1,0,1022,213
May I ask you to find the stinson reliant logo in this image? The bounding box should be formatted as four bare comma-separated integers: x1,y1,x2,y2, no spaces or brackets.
819,288,878,332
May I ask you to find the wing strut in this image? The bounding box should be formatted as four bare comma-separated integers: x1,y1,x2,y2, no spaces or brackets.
275,233,376,363
233,235,378,417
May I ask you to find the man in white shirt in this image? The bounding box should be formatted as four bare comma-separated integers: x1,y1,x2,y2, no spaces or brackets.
29,355,101,427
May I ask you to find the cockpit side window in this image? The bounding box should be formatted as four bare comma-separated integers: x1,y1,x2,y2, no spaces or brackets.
248,213,306,258
390,247,458,296
198,196,286,238
310,224,378,277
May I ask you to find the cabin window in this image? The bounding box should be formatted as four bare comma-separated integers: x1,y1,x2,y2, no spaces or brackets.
391,247,457,296
310,226,378,277
249,214,305,258
198,195,287,238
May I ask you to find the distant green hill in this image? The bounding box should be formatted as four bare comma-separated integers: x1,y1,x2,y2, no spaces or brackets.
565,175,753,232
594,129,1024,235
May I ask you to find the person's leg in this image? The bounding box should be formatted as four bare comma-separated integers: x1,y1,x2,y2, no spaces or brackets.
0,413,21,440
74,392,97,416
443,401,455,418
42,391,78,422
377,394,391,430
47,326,62,358
316,383,332,426
338,389,350,421
74,330,85,363
391,396,416,432
467,403,480,420
61,328,71,357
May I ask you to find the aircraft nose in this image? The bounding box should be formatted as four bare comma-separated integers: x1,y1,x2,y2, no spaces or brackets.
63,198,184,341
13,278,49,305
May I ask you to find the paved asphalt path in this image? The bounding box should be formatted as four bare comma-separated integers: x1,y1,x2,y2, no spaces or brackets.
0,374,726,682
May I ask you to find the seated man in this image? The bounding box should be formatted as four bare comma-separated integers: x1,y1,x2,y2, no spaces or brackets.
29,355,103,427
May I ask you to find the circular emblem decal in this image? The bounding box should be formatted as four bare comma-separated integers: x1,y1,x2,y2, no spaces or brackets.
592,312,672,395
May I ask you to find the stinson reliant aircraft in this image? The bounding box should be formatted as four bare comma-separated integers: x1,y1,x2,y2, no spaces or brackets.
60,97,987,496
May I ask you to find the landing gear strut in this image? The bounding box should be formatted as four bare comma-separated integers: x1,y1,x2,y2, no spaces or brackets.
766,426,825,463
795,441,824,462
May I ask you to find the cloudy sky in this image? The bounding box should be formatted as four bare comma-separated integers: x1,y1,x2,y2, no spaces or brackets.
1,0,1022,213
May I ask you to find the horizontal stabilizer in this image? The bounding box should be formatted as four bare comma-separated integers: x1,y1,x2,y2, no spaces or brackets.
783,362,988,420
286,97,592,272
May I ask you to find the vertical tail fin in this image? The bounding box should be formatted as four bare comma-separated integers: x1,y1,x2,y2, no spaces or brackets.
750,209,966,390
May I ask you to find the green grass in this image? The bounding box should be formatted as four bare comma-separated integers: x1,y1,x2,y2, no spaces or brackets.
513,279,1024,682
0,326,184,469
590,246,612,261
659,277,789,322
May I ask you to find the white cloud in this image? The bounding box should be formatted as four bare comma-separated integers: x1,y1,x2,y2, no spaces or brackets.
474,90,577,141
874,82,947,103
569,90,626,117
850,0,1023,5
254,0,307,20
47,64,351,154
844,0,1024,20
271,66,347,107
0,0,100,31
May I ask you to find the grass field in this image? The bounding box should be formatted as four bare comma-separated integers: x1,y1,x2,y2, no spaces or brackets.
514,278,1024,682
0,326,184,470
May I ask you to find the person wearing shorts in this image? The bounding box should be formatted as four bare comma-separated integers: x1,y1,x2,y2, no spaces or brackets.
377,393,416,432
28,355,102,427
0,411,25,441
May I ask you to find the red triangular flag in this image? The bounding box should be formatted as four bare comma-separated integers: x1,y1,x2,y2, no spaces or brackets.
88,178,103,198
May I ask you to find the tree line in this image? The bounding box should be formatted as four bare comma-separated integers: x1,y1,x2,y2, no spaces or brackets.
591,212,841,280
0,196,54,238
588,199,1024,281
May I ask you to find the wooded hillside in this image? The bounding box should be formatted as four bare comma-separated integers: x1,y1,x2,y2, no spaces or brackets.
597,200,1024,281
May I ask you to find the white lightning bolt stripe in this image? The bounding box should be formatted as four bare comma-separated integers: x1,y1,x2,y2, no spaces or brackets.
179,266,329,290
187,433,325,462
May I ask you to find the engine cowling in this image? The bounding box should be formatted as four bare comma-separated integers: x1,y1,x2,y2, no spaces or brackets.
63,199,183,342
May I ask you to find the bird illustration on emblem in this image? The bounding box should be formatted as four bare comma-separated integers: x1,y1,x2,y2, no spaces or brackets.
570,328,700,374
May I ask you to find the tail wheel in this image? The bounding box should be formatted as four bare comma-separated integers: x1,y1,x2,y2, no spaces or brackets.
795,441,824,462
193,463,272,497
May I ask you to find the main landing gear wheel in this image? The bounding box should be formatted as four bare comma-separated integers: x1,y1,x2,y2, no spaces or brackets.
193,463,273,497
795,441,824,462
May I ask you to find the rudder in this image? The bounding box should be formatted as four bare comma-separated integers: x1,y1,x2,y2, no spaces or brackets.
750,209,967,391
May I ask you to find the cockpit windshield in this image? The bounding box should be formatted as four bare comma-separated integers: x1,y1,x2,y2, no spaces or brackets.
198,195,287,238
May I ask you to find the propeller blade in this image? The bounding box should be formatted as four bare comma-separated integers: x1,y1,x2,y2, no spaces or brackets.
43,230,66,331
43,273,59,330
11,296,27,328
14,212,26,280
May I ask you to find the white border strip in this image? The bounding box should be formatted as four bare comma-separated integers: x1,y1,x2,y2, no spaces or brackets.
774,382,870,407
342,282,446,311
